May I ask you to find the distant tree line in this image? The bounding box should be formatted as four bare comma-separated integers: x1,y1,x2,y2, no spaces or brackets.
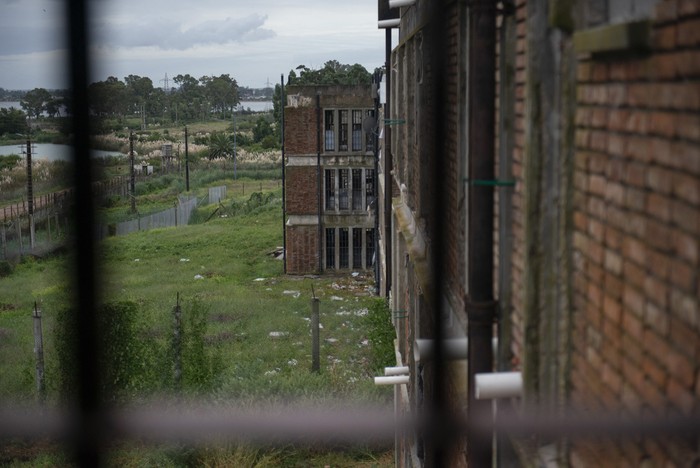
86,73,240,129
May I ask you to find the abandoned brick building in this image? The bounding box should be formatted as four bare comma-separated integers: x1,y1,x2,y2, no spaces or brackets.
283,85,377,275
374,0,700,466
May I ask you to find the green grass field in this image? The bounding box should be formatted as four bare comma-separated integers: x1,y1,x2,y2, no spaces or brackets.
0,176,394,467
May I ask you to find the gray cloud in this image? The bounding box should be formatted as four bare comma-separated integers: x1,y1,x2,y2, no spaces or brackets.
96,13,275,50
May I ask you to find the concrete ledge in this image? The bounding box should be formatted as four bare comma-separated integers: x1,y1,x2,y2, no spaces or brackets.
286,215,319,226
573,20,650,55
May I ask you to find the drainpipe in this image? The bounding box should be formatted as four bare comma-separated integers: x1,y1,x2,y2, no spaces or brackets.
373,72,381,292
281,74,287,274
466,0,497,467
384,27,393,298
316,92,323,274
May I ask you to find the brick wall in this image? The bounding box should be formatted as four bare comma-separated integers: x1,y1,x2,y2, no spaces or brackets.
569,0,700,465
285,107,316,155
285,166,318,215
286,225,319,274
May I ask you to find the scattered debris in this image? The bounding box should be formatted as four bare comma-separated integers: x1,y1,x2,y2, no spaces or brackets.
180,258,190,262
325,338,338,344
268,247,285,260
282,290,301,298
194,274,204,280
351,272,360,277
269,331,289,339
330,296,344,301
133,258,140,262
287,359,298,366
254,278,266,282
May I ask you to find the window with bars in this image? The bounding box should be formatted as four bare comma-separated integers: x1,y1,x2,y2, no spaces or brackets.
339,110,349,151
365,228,375,267
338,169,349,211
325,110,335,151
352,169,363,211
353,228,363,269
323,109,373,153
324,168,375,213
352,110,363,151
324,227,374,271
339,228,349,269
325,169,335,211
365,169,375,209
325,228,335,269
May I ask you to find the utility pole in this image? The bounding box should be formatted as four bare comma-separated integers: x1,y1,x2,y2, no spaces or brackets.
26,139,35,248
232,112,237,180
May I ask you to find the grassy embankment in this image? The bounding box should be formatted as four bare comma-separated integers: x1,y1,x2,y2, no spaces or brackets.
0,166,395,466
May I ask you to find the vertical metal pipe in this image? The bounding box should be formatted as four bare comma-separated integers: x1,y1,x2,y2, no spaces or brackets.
466,0,498,466
281,74,287,274
65,0,102,464
427,2,449,465
311,297,320,372
316,93,323,274
384,27,393,298
373,72,381,292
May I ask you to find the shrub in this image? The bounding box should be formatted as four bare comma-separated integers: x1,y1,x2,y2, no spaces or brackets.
365,298,396,372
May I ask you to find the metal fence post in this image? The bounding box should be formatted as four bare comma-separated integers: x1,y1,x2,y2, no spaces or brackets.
32,302,45,404
311,295,320,373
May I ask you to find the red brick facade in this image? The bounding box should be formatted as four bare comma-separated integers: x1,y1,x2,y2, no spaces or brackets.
383,0,700,465
284,85,375,276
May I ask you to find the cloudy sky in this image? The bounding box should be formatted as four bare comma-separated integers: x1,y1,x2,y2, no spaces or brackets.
0,0,394,91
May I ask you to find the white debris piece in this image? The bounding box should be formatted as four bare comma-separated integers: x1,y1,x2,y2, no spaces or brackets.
282,290,301,298
254,278,266,282
180,258,190,262
194,274,204,280
269,331,289,339
330,296,344,301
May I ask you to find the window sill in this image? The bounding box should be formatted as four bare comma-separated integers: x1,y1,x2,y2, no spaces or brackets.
573,20,650,55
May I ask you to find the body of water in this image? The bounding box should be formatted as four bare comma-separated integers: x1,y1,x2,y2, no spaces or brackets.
3,101,274,112
0,101,22,110
0,143,124,161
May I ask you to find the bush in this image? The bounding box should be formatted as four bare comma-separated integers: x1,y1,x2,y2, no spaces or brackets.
0,260,13,277
365,298,396,372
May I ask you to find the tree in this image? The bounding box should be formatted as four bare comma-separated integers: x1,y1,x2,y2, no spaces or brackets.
0,107,28,136
208,132,235,160
287,61,372,86
252,116,273,143
88,77,126,117
202,74,239,119
20,88,51,119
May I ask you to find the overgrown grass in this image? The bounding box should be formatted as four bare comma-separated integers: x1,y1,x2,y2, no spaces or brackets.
0,178,393,466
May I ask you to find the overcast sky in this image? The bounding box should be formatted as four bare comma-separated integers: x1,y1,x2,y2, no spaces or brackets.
0,0,393,92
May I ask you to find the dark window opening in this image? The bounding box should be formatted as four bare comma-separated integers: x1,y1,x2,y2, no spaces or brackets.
326,228,335,269
365,109,375,152
325,110,335,151
352,110,363,151
365,169,375,210
339,169,349,211
366,228,375,268
325,169,335,211
352,169,363,211
353,228,363,269
339,110,349,151
339,228,349,269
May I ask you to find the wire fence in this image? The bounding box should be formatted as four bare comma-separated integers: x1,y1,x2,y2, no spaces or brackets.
101,195,199,237
1,195,72,261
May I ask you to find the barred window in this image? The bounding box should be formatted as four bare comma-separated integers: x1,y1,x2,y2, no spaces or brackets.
353,228,363,269
339,227,349,269
339,110,349,151
324,110,335,151
325,169,335,211
352,110,363,151
352,169,363,211
365,228,375,267
338,169,349,211
325,228,335,269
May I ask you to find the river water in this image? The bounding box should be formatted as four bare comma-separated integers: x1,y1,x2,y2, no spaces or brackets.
0,143,123,161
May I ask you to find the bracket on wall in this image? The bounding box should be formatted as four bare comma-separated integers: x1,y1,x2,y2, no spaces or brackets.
463,178,516,187
384,119,406,125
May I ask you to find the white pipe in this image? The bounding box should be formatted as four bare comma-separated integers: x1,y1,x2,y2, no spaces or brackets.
389,0,416,7
374,375,410,385
414,337,499,362
475,372,523,399
378,19,400,29
384,366,409,376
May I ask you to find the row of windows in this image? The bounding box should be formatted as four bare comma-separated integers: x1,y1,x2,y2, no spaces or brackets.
325,227,375,271
324,109,375,153
325,168,375,212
